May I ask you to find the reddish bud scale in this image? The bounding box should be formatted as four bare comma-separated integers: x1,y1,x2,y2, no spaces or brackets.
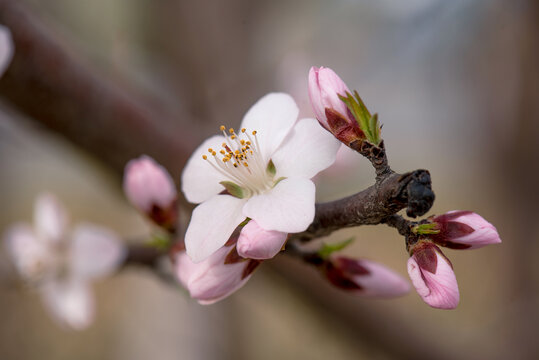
325,108,365,145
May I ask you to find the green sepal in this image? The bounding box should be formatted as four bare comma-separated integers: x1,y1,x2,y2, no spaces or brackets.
220,181,247,199
412,223,441,235
266,159,276,177
272,177,286,188
339,91,381,145
318,237,355,259
239,218,251,227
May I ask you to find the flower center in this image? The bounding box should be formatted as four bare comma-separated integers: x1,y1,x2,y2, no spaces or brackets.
202,126,274,195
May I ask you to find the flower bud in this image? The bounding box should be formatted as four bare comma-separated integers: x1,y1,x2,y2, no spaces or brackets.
308,66,364,144
123,155,178,229
323,256,410,298
236,220,287,260
175,245,260,304
431,210,501,249
407,241,459,309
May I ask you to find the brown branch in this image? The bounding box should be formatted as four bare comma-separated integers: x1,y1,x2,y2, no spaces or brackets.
0,0,199,178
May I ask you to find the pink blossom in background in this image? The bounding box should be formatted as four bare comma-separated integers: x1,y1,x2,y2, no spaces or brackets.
0,25,13,78
182,93,340,262
236,220,288,260
407,241,459,309
4,193,126,329
324,256,410,298
431,210,502,249
175,245,260,304
123,155,178,228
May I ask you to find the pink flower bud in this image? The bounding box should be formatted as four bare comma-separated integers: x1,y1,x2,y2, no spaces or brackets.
308,66,364,145
123,155,178,229
324,256,410,298
175,245,260,304
431,211,501,249
407,242,459,309
236,221,287,260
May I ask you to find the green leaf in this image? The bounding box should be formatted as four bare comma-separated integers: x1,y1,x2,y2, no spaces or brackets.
266,159,276,177
220,181,247,198
339,91,382,145
318,238,355,259
412,223,441,235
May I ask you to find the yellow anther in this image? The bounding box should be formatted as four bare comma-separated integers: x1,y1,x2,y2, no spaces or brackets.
243,162,248,167
220,125,225,131
222,158,229,162
252,130,257,135
235,150,240,154
202,155,207,160
246,141,251,145
220,150,225,155
208,148,213,152
231,135,236,140
222,142,227,147
233,163,238,168
240,140,246,145
212,151,216,156
229,128,234,134
241,128,246,133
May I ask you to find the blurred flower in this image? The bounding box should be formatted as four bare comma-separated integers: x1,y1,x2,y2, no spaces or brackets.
175,245,260,304
124,155,178,230
407,241,459,309
323,256,410,298
430,210,502,249
182,93,340,262
0,25,13,78
4,194,125,329
236,220,287,260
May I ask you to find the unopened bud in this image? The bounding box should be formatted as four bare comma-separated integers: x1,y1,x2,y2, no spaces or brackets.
175,245,260,304
407,241,459,309
236,220,287,260
430,210,501,249
323,256,410,298
123,155,178,230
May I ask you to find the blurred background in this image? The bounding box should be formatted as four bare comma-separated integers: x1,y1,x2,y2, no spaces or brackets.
0,0,537,359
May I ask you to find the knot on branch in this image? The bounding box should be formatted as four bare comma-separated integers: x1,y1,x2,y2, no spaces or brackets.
397,170,434,218
350,140,392,179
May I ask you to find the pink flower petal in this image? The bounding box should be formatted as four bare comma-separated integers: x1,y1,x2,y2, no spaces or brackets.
237,221,287,260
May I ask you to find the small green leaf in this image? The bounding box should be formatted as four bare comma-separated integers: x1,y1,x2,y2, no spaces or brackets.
413,223,441,235
339,91,382,145
318,238,355,259
266,159,276,177
220,181,247,198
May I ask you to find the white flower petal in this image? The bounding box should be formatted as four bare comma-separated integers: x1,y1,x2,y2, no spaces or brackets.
243,178,315,233
4,224,52,280
185,195,247,263
181,135,230,204
0,25,14,78
70,224,126,280
240,93,299,163
272,118,340,179
40,279,95,330
34,193,68,245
